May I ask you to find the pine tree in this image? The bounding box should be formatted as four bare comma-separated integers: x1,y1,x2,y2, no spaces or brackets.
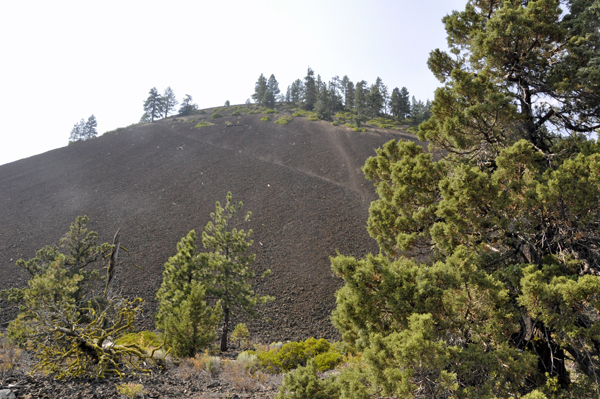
142,87,163,122
398,87,410,119
326,0,600,397
178,94,198,116
155,231,221,357
366,77,385,118
162,87,178,118
390,87,402,120
353,80,367,125
200,192,272,352
290,79,303,105
83,115,97,140
267,74,280,108
303,67,317,111
252,74,268,105
69,119,86,142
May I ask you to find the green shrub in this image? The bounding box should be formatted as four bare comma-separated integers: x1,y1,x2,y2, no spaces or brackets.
314,351,343,371
331,121,340,126
344,122,356,129
353,127,368,132
231,111,241,116
263,109,276,114
238,107,252,113
275,116,293,125
307,113,320,121
211,113,224,119
251,338,337,374
334,112,355,124
367,117,397,129
248,110,261,115
260,116,271,122
195,122,212,128
292,110,309,117
197,109,206,114
276,360,340,399
230,323,250,348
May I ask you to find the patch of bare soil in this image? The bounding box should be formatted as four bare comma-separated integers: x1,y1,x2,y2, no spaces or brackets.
0,105,425,343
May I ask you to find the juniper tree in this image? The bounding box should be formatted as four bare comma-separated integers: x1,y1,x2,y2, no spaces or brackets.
319,0,600,398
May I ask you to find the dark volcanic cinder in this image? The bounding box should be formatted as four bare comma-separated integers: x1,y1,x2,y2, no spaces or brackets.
0,106,425,342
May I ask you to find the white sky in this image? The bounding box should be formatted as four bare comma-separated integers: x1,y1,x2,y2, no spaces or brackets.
0,0,466,166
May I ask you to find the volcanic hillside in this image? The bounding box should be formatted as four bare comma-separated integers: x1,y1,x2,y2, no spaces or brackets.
0,104,425,343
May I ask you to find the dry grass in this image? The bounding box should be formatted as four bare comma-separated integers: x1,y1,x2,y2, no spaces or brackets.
0,333,25,378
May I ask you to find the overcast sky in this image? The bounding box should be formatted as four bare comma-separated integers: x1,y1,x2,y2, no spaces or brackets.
0,0,466,166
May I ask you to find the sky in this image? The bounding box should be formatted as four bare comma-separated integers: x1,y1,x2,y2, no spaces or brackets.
0,0,467,166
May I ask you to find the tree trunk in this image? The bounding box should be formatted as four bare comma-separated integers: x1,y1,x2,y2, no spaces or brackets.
220,305,230,352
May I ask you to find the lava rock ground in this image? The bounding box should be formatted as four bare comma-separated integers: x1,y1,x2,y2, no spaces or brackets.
0,105,425,343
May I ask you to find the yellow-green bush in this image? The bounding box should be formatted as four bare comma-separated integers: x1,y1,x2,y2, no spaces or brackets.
195,122,212,128
231,111,241,116
292,110,309,117
116,382,145,399
211,113,224,119
307,113,320,121
367,117,397,129
260,116,271,122
334,112,355,124
263,109,276,114
248,110,261,115
275,116,293,125
353,127,368,132
331,121,340,126
114,331,163,352
247,338,339,374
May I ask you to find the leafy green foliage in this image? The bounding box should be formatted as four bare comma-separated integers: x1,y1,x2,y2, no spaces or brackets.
307,113,320,121
327,0,600,397
194,122,212,128
366,117,397,129
248,338,340,374
274,116,292,125
210,113,224,119
230,323,250,348
275,359,340,399
331,121,340,126
263,109,275,114
292,110,309,117
231,110,241,116
260,116,271,122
